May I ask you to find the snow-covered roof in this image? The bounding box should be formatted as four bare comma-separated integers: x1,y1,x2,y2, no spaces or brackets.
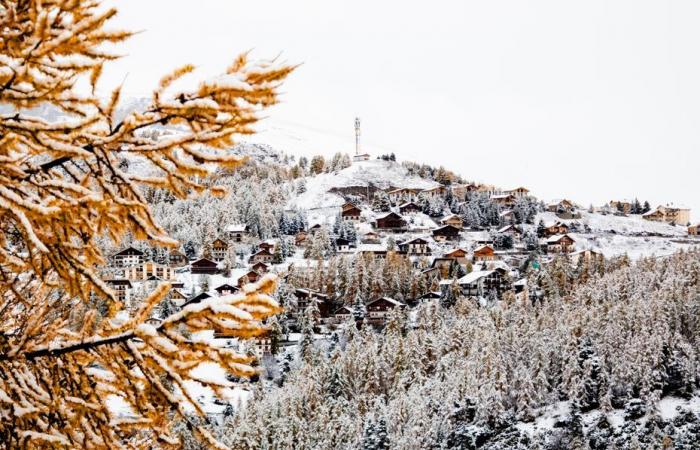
225,224,247,232
546,234,574,243
457,270,494,285
474,244,494,252
399,237,429,245
367,296,405,307
464,231,492,242
497,225,518,233
357,244,388,253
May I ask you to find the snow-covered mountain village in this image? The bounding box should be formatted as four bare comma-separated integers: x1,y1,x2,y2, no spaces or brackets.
89,116,700,447
104,121,699,346
5,1,700,449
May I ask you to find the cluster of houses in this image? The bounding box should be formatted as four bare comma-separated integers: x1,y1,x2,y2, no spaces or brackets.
102,173,699,357
603,199,697,234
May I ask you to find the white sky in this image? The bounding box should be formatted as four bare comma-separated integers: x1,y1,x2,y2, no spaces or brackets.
103,0,700,220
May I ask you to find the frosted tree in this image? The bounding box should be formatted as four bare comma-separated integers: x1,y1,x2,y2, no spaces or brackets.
0,1,291,447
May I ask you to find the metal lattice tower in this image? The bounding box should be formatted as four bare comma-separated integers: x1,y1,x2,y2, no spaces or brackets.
354,117,361,156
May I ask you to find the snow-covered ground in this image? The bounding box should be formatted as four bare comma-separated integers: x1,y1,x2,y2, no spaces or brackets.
516,395,700,437
288,159,439,211
536,211,699,259
537,211,687,237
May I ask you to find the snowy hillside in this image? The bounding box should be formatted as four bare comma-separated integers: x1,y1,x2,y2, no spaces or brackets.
537,211,687,237
536,211,697,259
288,158,439,210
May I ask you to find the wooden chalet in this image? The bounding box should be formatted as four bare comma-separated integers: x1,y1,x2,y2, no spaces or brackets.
183,291,212,307
473,245,497,261
609,200,632,215
294,288,333,318
440,214,464,229
398,237,431,255
497,224,522,238
490,193,516,207
643,205,691,225
211,238,229,262
252,262,270,273
417,291,442,303
366,297,406,325
295,231,308,246
341,203,362,222
499,210,516,224
689,223,700,236
169,289,187,303
444,248,468,265
387,188,421,204
358,244,389,258
214,283,239,296
105,279,132,303
568,249,603,264
250,248,274,264
225,224,249,243
191,258,219,275
421,185,446,199
399,201,422,215
544,221,569,237
334,305,354,322
374,212,407,231
361,231,381,243
457,268,510,297
169,250,189,267
237,270,261,288
505,187,530,198
112,247,144,268
432,225,461,242
547,199,576,213
335,237,352,252
546,234,575,254
124,261,175,281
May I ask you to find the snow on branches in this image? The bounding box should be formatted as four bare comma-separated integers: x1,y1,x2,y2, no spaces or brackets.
0,0,290,447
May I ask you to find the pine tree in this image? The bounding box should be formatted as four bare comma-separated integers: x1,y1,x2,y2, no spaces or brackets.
0,1,290,446
310,155,326,174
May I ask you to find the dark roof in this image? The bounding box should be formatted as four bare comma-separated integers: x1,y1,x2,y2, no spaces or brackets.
113,247,144,257
105,279,132,287
191,258,217,267
214,283,239,293
366,297,405,308
183,291,212,306
432,225,460,235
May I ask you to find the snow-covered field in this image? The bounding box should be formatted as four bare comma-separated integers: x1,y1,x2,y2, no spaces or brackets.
536,211,699,259
516,395,700,437
288,159,439,211
537,211,687,237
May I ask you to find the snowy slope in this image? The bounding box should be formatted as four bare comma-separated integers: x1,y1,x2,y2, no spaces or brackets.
537,211,687,237
535,211,699,259
289,159,439,210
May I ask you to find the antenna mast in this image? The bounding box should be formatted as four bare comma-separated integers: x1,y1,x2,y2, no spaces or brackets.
354,117,361,156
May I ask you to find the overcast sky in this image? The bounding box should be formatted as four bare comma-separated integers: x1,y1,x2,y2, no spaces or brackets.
103,0,700,220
